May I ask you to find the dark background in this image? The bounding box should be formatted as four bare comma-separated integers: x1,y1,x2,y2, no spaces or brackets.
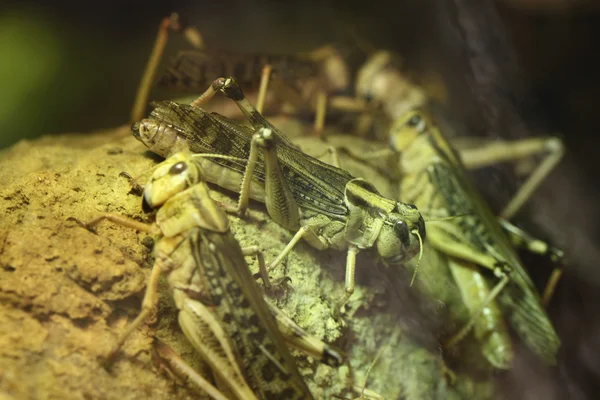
2,0,600,398
0,0,599,153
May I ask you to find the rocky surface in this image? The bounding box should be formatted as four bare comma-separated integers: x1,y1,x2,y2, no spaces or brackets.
0,124,491,399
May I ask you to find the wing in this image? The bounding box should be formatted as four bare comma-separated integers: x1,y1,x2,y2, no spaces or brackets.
149,101,352,219
427,150,560,363
158,50,318,94
190,228,313,399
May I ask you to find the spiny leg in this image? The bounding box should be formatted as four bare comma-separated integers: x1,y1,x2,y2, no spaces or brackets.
204,125,299,226
234,135,260,218
455,136,564,219
153,339,229,400
499,219,565,306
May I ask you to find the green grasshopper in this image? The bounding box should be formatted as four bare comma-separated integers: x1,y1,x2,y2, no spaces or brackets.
388,110,563,367
132,77,426,315
74,152,317,399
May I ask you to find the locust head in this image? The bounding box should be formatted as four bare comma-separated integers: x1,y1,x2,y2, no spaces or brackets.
375,203,426,264
131,117,190,158
344,179,425,264
389,110,428,152
142,152,202,211
388,109,441,176
142,152,229,236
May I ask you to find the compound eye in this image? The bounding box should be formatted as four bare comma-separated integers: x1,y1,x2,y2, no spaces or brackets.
169,161,187,175
393,220,410,245
408,115,421,127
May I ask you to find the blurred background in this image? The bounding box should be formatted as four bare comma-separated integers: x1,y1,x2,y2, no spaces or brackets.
1,0,599,151
1,0,600,398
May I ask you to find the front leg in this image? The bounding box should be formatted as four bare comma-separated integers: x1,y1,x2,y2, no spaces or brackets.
241,245,291,296
118,171,145,196
333,245,360,318
69,213,162,366
104,259,164,366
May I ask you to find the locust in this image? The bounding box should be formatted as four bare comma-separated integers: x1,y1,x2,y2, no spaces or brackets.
387,110,563,367
353,50,428,137
72,151,323,399
131,76,426,315
130,13,363,136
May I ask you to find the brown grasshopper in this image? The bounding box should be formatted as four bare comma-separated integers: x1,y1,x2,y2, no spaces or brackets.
130,13,359,136
388,110,563,367
131,77,426,315
73,151,319,399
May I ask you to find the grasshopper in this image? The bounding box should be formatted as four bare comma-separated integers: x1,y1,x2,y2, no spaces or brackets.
388,110,563,367
74,152,317,399
131,77,426,315
355,51,428,130
130,13,361,136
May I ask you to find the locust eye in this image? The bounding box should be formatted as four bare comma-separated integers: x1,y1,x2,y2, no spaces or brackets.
169,162,187,175
408,115,422,127
393,220,409,245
